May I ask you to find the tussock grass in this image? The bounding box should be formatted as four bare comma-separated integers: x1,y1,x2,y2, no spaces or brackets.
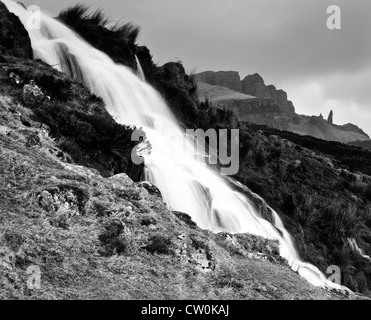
58,4,140,70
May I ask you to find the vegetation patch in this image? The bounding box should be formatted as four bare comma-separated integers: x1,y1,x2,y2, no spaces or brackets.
145,235,172,254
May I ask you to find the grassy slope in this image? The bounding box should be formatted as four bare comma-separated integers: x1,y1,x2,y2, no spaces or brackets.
0,93,350,300
234,123,371,294
0,56,142,180
247,123,371,176
197,82,256,102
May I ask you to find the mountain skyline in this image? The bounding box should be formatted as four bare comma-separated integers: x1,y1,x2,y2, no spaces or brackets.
22,0,371,135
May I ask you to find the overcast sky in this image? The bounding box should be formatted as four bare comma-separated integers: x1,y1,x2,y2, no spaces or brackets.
22,0,371,135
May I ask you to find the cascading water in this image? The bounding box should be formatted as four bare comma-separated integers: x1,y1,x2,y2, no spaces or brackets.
2,0,348,291
135,55,145,81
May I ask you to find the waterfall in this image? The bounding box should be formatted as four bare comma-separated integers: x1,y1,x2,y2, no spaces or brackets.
135,55,146,81
2,0,348,292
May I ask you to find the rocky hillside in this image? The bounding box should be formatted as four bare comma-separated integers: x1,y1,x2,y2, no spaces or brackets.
195,71,370,143
2,85,348,299
1,3,371,299
0,48,349,303
348,140,371,152
196,71,295,114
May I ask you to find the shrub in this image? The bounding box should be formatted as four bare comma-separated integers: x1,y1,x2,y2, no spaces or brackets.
33,101,141,178
145,235,171,254
295,194,321,228
320,202,358,243
348,180,368,196
59,5,140,69
254,143,267,167
98,220,129,256
213,262,243,289
355,272,368,294
4,230,24,252
57,137,84,161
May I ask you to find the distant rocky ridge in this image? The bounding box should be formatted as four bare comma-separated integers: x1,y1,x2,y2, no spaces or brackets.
196,70,242,92
196,71,295,114
195,71,370,144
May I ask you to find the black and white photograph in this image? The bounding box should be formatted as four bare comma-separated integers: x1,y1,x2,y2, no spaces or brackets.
0,0,371,308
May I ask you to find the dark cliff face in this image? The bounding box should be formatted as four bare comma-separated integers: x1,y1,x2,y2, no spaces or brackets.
0,2,33,59
196,70,242,92
196,70,369,143
241,74,295,114
241,73,270,98
196,71,295,114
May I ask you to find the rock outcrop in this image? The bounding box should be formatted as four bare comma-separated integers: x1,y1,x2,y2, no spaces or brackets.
241,73,271,98
240,74,295,114
196,71,295,114
196,71,242,92
328,110,333,124
196,71,370,143
0,2,33,59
